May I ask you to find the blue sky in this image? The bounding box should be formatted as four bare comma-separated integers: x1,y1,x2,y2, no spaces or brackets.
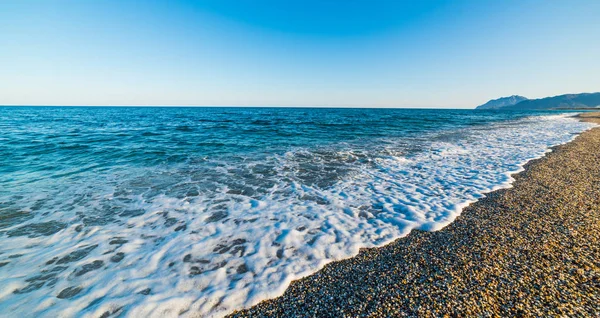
1,0,599,108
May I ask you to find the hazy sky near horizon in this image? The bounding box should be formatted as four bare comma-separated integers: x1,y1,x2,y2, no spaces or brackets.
1,1,599,108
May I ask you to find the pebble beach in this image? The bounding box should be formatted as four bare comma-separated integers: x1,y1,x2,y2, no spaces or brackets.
231,112,600,317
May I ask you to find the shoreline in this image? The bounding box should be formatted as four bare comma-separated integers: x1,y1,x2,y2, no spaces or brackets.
230,112,600,317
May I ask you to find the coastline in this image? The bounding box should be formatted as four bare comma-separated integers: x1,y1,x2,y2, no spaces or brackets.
230,112,600,317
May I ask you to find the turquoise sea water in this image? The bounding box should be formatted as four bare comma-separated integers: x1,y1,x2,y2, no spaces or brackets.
0,107,594,317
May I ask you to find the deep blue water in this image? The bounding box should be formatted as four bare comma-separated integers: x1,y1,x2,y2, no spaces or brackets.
0,107,553,180
1,107,543,201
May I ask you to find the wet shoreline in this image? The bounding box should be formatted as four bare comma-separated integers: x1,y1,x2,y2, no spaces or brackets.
231,112,600,317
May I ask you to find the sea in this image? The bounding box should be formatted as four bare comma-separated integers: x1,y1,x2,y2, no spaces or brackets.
0,106,595,317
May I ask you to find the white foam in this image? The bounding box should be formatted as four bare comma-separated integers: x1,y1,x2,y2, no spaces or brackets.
0,114,595,317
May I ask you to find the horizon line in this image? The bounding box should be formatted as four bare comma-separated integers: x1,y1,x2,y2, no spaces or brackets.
0,104,476,109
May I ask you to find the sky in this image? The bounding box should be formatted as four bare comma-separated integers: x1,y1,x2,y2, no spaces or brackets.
1,0,599,108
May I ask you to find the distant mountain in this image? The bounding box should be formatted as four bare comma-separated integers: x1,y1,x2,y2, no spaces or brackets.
502,92,600,110
476,95,528,109
476,92,600,110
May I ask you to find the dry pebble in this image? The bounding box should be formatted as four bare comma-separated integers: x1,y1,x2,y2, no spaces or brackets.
229,112,600,317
